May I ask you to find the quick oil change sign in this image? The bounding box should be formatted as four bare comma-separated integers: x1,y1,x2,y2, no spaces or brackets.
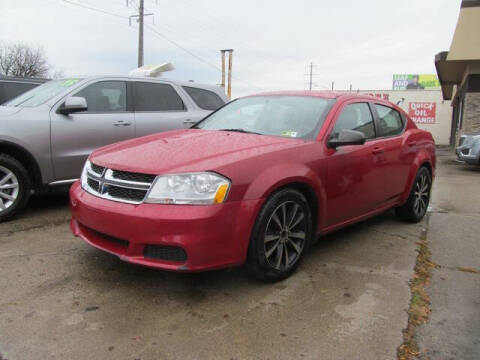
408,102,436,124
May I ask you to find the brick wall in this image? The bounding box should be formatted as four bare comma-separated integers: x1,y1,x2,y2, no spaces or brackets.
462,92,480,134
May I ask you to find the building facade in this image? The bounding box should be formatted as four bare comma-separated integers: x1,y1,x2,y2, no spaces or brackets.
435,0,480,145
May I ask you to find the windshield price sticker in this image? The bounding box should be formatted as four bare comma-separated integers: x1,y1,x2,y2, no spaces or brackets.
281,131,298,137
62,79,80,87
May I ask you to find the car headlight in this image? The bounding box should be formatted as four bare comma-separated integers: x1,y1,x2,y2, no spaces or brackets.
145,172,230,205
80,160,91,190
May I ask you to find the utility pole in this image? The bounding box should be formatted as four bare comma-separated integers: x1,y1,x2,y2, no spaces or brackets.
138,0,144,67
220,49,233,99
220,51,226,88
308,62,313,91
129,0,153,68
331,81,335,91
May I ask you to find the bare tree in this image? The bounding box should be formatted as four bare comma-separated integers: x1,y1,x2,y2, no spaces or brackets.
0,43,51,78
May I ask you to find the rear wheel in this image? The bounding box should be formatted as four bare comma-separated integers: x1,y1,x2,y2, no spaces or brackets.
248,189,312,282
0,154,31,222
395,167,431,223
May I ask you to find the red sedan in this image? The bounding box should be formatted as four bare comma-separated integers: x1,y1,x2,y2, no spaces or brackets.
70,91,435,281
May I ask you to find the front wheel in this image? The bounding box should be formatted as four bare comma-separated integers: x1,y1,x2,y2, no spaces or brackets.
395,167,431,223
0,154,31,222
247,189,312,282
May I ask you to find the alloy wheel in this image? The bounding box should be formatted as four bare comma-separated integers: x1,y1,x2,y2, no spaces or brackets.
264,201,306,271
413,172,429,218
0,166,20,212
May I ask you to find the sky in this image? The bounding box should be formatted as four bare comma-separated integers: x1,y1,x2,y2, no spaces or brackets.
0,0,462,97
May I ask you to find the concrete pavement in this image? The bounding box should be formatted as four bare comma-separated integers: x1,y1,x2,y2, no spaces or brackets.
2,149,477,360
416,150,480,359
0,196,420,359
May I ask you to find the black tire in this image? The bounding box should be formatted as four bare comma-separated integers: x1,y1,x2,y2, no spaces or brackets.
0,154,31,222
395,166,431,223
247,188,312,282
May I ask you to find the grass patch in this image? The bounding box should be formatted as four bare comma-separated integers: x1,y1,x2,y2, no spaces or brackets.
397,220,439,360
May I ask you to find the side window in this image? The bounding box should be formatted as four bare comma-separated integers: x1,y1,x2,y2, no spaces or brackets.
74,81,126,113
375,104,404,137
134,82,185,111
331,103,375,139
182,86,225,111
0,82,38,104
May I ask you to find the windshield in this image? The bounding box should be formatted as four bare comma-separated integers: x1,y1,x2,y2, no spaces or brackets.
196,96,335,140
4,78,82,107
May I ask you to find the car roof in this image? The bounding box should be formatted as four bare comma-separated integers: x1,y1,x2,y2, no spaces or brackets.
71,75,222,91
245,90,400,106
246,90,388,100
242,90,406,115
247,90,344,99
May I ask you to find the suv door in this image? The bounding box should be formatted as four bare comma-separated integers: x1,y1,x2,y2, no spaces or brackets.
50,80,134,180
370,103,411,201
325,101,384,226
133,82,194,137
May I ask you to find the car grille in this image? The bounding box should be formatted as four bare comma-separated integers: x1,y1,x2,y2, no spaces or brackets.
90,163,106,175
112,170,156,183
87,177,100,192
83,162,156,204
143,245,187,262
89,227,129,248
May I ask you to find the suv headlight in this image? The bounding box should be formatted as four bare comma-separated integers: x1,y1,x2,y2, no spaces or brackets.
80,160,91,190
145,172,230,205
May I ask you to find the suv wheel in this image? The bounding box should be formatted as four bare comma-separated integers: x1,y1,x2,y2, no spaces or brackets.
395,166,431,223
247,189,312,282
0,154,31,222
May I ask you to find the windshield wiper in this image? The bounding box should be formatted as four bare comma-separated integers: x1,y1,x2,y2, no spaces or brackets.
218,128,262,135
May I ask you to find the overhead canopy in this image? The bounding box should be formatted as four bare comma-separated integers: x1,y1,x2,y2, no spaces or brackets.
435,1,480,100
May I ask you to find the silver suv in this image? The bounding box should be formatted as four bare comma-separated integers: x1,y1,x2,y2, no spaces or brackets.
456,132,480,165
0,76,228,220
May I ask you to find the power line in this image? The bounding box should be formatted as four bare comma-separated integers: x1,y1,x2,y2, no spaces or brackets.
145,25,262,90
62,0,126,19
59,0,262,90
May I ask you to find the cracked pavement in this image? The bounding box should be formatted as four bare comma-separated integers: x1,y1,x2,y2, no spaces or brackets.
0,168,432,359
415,149,480,359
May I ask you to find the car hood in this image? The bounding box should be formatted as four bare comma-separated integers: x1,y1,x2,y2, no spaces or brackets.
90,129,304,175
0,106,23,117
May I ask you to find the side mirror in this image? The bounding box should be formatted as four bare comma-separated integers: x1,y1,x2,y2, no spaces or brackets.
58,96,87,115
327,129,366,148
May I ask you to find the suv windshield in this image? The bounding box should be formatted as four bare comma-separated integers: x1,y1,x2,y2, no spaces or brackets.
4,79,82,107
196,96,335,140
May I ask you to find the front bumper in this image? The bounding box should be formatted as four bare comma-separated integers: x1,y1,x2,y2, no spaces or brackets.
70,182,263,272
455,146,480,165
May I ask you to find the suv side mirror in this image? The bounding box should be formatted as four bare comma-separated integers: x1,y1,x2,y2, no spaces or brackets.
327,129,366,148
58,96,87,115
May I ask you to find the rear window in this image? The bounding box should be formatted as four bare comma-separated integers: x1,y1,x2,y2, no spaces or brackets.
0,82,40,105
182,86,225,111
134,82,185,111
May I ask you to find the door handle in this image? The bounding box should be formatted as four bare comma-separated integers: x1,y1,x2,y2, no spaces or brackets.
407,141,417,147
183,119,197,124
113,121,132,127
372,147,384,155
